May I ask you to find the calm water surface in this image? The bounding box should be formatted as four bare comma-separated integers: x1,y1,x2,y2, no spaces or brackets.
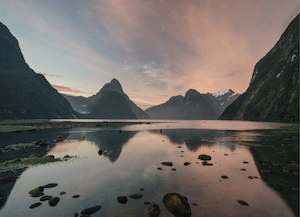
0,120,298,217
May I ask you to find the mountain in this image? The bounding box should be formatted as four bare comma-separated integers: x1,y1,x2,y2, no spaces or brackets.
211,89,240,112
64,79,149,119
145,89,222,119
220,14,299,123
0,22,76,119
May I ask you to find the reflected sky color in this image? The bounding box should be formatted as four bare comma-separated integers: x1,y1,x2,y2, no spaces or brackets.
0,0,299,107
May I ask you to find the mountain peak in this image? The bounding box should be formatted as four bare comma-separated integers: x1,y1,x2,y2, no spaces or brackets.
97,78,124,95
185,89,201,97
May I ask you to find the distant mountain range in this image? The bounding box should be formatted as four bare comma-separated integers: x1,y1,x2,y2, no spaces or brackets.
64,79,149,119
145,89,239,119
0,22,76,119
220,14,299,123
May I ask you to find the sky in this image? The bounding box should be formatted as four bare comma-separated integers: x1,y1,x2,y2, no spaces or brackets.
0,0,299,108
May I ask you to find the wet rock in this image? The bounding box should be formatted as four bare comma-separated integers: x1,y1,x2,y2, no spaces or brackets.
198,154,211,161
140,188,145,191
242,161,249,164
157,167,163,170
81,205,102,215
72,195,80,198
221,175,229,179
30,202,42,209
202,161,213,166
74,213,79,217
192,203,198,206
129,193,143,199
163,193,191,217
172,168,177,171
162,162,173,167
144,201,151,205
181,151,184,153
44,183,58,188
117,196,128,204
40,195,52,201
29,186,44,197
237,200,249,206
98,149,103,156
60,191,66,195
48,197,60,206
56,135,65,142
248,176,253,179
63,155,71,159
224,153,229,156
146,204,160,217
240,168,246,171
254,176,259,179
177,146,182,149
184,162,191,166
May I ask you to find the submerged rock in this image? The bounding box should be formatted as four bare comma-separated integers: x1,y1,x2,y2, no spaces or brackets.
240,168,246,171
30,202,42,209
117,196,128,204
60,191,66,195
221,175,229,179
243,161,249,164
72,195,80,198
163,193,191,217
81,205,102,215
157,167,163,170
98,149,103,156
29,186,44,197
129,193,143,199
198,154,212,161
202,161,213,166
146,204,161,217
48,197,60,206
162,162,173,167
237,200,249,206
184,162,191,166
44,183,58,188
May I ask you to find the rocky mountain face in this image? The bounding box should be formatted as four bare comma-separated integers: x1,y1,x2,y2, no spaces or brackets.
211,89,240,113
64,79,149,119
145,89,223,120
220,14,299,122
0,22,76,119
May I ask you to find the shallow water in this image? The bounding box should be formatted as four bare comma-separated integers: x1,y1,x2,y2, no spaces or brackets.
0,120,298,217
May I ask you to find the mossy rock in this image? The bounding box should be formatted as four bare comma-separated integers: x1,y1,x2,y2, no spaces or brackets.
163,193,191,217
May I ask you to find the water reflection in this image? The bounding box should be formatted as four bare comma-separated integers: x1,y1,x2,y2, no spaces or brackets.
0,123,298,217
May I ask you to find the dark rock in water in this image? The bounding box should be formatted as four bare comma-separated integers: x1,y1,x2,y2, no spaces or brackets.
248,176,253,179
144,201,151,205
40,195,52,201
254,176,259,179
129,193,143,199
44,183,58,188
72,195,80,198
237,200,249,206
29,186,44,197
140,188,144,191
221,175,229,179
240,168,246,171
184,162,191,166
224,153,229,156
181,150,184,153
30,202,42,209
202,161,213,166
177,146,182,148
60,191,66,195
198,154,212,161
74,213,79,217
163,193,191,217
56,135,65,142
63,155,71,159
48,197,60,206
162,162,173,167
192,203,198,206
117,196,128,204
172,168,177,171
81,205,102,215
146,204,161,217
243,161,249,164
157,167,163,170
98,149,103,156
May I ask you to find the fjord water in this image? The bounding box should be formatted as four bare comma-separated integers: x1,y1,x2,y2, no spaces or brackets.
0,120,298,217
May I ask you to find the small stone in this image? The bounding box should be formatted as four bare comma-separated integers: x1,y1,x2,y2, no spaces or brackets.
202,161,213,166
140,188,144,191
81,205,102,215
30,202,42,209
146,204,160,217
144,201,151,205
224,154,229,156
98,149,103,156
184,162,191,166
74,213,79,217
44,183,58,188
171,168,176,171
117,196,128,204
237,200,249,206
129,193,143,199
240,168,246,171
192,202,198,206
243,161,249,164
63,155,71,159
157,167,163,170
162,162,173,167
40,195,52,201
163,193,191,217
48,197,60,206
60,191,66,195
72,195,80,198
248,176,253,179
198,154,212,161
221,175,229,179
